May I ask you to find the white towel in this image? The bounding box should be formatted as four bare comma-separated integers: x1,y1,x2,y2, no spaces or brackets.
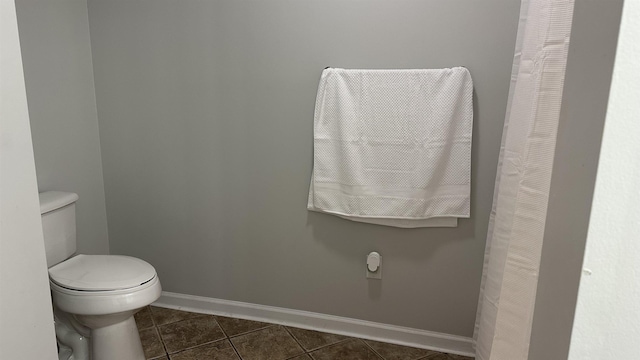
307,67,473,228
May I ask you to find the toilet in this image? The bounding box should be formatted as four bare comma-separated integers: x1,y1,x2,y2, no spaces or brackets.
40,191,162,360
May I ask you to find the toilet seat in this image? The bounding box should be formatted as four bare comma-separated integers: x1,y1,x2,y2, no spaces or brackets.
49,254,162,316
49,254,156,291
50,274,162,316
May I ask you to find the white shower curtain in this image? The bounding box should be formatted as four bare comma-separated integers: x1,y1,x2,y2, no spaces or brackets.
473,0,575,359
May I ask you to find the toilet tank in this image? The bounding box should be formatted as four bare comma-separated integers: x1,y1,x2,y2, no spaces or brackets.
39,191,79,267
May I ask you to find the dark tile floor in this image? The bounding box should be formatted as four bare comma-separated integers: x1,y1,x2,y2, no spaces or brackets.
134,306,474,360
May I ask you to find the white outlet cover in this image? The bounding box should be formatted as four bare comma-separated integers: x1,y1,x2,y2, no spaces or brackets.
366,253,382,279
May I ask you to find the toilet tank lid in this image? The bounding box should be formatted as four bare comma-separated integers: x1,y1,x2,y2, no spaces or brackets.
39,191,79,214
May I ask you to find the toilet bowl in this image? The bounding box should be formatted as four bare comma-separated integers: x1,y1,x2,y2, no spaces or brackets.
49,255,162,360
40,191,162,360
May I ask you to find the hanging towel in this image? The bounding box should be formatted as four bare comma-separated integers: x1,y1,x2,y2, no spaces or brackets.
307,67,473,228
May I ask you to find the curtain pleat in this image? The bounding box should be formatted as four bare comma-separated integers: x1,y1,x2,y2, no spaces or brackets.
473,1,575,359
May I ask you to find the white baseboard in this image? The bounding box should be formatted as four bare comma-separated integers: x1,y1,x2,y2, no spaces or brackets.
154,291,475,357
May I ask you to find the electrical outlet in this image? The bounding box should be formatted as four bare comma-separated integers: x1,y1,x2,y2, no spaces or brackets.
366,252,382,279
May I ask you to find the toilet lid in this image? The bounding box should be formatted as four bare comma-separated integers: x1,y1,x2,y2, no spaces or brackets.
49,254,157,291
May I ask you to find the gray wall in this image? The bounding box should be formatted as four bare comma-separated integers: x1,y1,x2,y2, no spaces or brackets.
16,0,110,255
528,0,624,358
87,0,520,336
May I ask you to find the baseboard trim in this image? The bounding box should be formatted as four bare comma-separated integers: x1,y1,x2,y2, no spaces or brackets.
154,291,474,357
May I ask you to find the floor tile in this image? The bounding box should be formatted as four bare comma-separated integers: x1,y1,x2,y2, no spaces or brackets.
286,326,350,351
159,315,226,353
215,315,272,337
422,354,460,360
169,340,239,360
135,306,155,330
151,306,201,326
137,306,468,360
309,339,382,360
139,327,166,359
231,326,305,360
364,339,439,360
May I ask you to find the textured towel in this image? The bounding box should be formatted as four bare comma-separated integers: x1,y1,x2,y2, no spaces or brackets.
307,67,473,228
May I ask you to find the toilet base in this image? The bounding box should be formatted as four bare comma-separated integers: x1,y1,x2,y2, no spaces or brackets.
49,272,161,360
54,308,89,360
75,310,145,360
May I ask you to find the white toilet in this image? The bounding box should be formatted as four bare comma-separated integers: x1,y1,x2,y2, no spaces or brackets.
40,191,162,360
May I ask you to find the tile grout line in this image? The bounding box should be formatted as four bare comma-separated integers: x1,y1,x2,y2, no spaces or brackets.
222,322,277,339
417,353,450,360
306,337,353,354
150,306,201,327
147,307,171,359
165,338,229,358
139,306,170,359
148,305,181,359
154,325,170,359
212,316,244,360
281,325,310,359
282,326,371,357
162,316,229,357
360,338,387,360
226,336,245,360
